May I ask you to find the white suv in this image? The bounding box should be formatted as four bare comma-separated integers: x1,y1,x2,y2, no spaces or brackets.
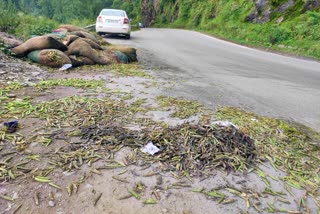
96,9,131,39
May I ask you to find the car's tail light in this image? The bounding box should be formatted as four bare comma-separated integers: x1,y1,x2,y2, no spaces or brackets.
97,16,102,23
123,18,129,24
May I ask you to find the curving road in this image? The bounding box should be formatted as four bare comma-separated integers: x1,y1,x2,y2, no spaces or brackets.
107,28,320,130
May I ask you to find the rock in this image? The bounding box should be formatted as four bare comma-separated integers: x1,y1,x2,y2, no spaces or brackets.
31,72,41,76
244,12,257,22
140,0,157,27
7,94,16,98
62,171,76,176
12,192,19,200
245,0,296,23
276,17,284,23
278,44,285,48
276,0,294,13
4,202,13,212
303,0,320,13
21,82,35,87
48,200,56,207
0,32,23,48
136,159,145,166
156,175,163,185
162,208,168,213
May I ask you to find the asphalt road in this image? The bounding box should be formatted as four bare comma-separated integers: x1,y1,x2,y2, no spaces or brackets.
107,28,320,130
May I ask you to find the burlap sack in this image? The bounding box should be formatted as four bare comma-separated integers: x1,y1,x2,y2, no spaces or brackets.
28,49,71,68
65,39,110,65
12,36,67,57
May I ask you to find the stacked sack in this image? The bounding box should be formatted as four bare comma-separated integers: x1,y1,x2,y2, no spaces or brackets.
10,24,137,68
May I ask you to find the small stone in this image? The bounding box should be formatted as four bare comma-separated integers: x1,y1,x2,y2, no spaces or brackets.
12,192,19,200
276,17,284,23
62,171,75,176
48,200,55,207
21,82,35,87
156,175,163,185
31,72,41,76
136,159,145,166
5,202,13,212
7,94,16,98
161,209,168,213
278,44,285,48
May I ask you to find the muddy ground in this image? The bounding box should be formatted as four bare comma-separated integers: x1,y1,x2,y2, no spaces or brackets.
0,49,319,214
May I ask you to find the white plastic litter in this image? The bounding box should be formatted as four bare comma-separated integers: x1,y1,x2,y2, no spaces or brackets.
141,142,160,155
212,120,239,129
58,64,72,71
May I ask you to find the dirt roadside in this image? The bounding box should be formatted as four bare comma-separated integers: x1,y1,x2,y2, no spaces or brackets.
0,51,319,214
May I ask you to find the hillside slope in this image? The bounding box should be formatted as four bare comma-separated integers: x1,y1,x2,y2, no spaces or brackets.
1,0,320,59
139,0,320,59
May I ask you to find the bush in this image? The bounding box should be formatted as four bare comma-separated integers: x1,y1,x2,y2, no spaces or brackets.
69,19,94,28
192,14,201,27
306,11,320,26
29,25,53,36
13,14,58,40
0,40,16,56
268,26,292,44
0,0,20,33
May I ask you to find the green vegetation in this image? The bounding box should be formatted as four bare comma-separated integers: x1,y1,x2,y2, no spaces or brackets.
3,97,34,116
35,78,104,91
14,14,58,40
0,0,140,40
156,95,203,119
109,64,151,78
0,0,20,34
150,0,320,59
0,82,23,103
1,0,319,58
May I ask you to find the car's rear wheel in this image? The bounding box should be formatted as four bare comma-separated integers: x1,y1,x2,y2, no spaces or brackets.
125,34,131,39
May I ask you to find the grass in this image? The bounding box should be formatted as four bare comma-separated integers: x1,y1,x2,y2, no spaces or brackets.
109,64,151,78
0,82,22,99
78,64,151,78
2,97,34,117
34,78,105,91
156,95,203,119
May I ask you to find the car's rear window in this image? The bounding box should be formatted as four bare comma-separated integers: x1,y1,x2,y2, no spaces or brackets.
101,10,125,17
